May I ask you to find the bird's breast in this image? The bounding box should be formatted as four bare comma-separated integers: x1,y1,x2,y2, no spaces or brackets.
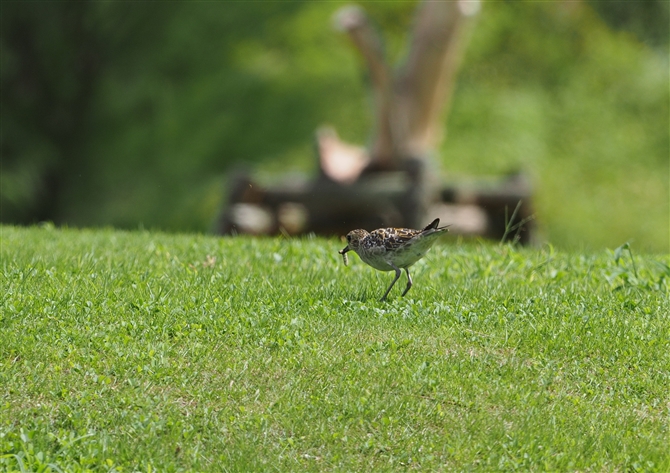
356,251,395,271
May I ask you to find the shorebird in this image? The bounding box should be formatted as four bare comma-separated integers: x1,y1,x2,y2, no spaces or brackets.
339,218,449,301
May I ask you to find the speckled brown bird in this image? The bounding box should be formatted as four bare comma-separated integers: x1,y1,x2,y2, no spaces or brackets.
339,218,449,301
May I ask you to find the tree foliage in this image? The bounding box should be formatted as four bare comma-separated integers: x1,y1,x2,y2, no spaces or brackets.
1,1,667,250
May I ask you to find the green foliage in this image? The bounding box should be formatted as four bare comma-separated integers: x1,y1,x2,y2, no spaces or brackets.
445,2,669,251
589,0,669,49
1,225,669,471
1,2,668,250
607,242,670,292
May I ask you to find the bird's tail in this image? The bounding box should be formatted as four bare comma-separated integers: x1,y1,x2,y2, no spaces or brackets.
422,218,450,232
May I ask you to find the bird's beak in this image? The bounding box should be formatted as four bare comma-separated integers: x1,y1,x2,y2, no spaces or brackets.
339,246,350,255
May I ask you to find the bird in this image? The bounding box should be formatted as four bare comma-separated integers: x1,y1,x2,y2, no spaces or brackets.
339,218,449,301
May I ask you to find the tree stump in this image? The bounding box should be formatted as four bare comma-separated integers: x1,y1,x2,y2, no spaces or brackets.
217,0,535,244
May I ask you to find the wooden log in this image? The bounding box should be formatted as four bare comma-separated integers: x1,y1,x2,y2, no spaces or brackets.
395,0,480,157
217,170,534,244
216,1,535,244
334,6,396,169
332,0,480,169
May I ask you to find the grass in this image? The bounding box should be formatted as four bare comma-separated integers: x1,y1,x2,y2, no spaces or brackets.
1,224,669,472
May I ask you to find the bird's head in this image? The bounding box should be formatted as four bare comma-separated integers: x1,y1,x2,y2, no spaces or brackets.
340,228,369,255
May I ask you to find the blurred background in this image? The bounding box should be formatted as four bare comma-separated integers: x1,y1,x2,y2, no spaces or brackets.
2,1,668,252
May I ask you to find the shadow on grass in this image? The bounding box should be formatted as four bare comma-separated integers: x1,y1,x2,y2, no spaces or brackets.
322,286,379,303
346,288,406,303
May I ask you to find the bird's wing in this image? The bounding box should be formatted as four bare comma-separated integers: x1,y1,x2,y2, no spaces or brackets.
369,228,422,251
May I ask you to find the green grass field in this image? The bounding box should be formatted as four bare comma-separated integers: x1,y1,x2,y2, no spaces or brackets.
1,225,669,472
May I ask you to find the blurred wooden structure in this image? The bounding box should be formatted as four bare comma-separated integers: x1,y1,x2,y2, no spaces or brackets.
217,0,535,244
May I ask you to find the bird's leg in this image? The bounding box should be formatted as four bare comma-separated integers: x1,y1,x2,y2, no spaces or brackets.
380,262,402,302
401,267,413,297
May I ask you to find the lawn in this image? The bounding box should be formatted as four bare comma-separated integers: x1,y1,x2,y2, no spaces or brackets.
1,225,668,472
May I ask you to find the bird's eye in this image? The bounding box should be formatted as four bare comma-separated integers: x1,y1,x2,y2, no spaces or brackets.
346,235,351,242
